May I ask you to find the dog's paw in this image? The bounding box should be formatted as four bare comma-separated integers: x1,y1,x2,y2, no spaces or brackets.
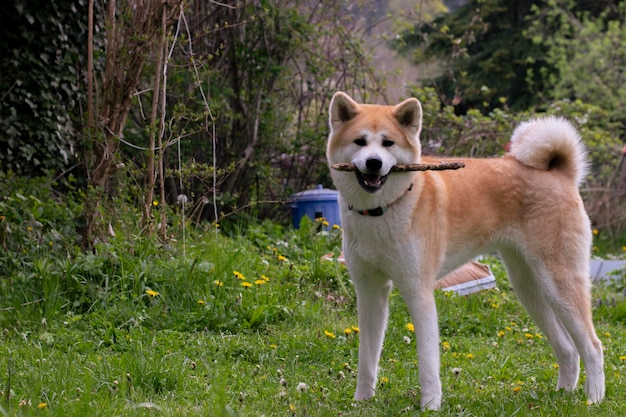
354,386,376,401
585,379,605,405
421,397,442,411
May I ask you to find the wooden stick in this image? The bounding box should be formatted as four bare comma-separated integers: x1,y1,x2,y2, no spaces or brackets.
331,161,465,172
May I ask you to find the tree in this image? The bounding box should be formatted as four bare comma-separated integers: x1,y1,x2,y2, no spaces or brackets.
394,0,626,118
81,0,182,247
124,0,387,225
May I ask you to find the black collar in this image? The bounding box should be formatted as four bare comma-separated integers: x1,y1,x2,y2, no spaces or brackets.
349,183,413,217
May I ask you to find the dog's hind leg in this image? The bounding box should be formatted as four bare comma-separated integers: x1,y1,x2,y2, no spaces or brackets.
500,248,605,403
352,276,393,401
500,248,581,391
538,262,605,403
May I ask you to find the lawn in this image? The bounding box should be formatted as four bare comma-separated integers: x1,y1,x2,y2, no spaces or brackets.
1,218,625,416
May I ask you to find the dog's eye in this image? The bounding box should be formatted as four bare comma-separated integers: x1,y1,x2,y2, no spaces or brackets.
354,138,366,146
382,139,394,147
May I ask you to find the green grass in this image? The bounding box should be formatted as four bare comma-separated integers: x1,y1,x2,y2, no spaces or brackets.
1,217,625,416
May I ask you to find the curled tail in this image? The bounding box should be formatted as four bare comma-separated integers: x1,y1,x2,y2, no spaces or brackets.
509,116,589,187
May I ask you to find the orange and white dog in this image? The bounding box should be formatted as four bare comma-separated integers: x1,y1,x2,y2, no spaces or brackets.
326,92,605,410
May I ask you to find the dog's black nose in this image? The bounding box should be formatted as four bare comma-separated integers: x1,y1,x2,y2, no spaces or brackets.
366,158,382,171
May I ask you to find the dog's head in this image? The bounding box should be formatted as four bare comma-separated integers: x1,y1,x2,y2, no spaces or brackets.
326,92,422,203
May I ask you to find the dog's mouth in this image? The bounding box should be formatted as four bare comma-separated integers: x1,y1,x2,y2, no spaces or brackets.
355,170,388,193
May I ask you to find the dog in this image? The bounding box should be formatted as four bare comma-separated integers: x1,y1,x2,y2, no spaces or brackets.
326,92,605,410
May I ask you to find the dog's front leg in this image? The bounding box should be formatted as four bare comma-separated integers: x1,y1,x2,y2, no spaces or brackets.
400,285,442,410
353,277,393,400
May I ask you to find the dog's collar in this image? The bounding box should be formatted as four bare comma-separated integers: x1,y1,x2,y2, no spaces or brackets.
349,183,413,217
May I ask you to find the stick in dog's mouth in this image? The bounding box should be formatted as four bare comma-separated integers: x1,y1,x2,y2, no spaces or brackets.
331,161,465,172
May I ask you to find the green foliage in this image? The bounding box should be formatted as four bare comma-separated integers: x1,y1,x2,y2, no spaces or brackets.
0,0,97,175
526,0,626,128
396,0,626,126
396,0,550,111
0,172,83,287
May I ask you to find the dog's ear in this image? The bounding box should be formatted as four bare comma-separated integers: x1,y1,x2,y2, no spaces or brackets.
329,92,360,132
392,98,422,139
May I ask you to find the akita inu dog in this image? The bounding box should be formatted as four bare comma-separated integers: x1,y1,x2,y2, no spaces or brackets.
326,92,605,410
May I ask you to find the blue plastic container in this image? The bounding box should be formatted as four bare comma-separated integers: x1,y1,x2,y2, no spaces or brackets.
290,185,340,229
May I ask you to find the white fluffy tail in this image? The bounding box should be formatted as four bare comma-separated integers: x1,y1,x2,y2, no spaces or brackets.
509,116,589,187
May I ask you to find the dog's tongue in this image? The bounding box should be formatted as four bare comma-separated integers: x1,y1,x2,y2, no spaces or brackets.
363,174,382,187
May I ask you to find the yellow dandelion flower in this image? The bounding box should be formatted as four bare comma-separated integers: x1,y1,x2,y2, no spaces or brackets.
535,333,543,339
513,386,522,393
604,332,611,338
618,355,626,361
241,281,253,288
288,404,296,412
152,200,159,206
261,274,270,282
592,229,599,235
324,330,336,339
38,403,47,409
405,323,415,332
351,326,360,333
465,353,474,359
254,279,267,285
497,331,505,337
213,280,224,286
277,255,288,262
524,333,534,339
552,363,560,369
505,326,512,332
233,270,245,280
145,289,159,297
442,341,451,350
270,344,278,349
344,328,353,335
332,224,341,230
322,220,329,227
380,376,389,384
491,303,499,309
197,300,205,305
27,226,33,231
622,245,626,251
